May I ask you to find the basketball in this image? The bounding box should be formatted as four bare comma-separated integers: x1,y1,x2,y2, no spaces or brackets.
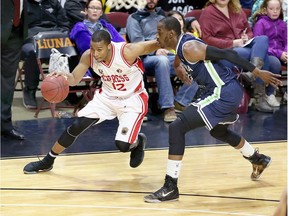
41,76,69,103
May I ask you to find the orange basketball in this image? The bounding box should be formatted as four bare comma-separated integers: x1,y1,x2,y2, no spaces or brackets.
41,76,69,103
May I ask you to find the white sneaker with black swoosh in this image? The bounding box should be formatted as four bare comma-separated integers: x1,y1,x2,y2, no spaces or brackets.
144,175,179,203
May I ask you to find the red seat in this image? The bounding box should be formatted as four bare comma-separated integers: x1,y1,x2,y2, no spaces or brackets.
184,9,203,20
106,12,129,28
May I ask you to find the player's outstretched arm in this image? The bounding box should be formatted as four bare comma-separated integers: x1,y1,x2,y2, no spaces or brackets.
183,41,282,88
123,40,160,64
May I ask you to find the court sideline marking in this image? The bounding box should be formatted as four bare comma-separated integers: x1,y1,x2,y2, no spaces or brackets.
1,203,269,216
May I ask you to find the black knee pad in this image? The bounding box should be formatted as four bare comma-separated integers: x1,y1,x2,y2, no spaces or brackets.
115,140,130,152
210,125,241,147
58,117,98,148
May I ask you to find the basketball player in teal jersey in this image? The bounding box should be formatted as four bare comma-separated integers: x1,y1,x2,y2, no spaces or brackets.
144,17,283,203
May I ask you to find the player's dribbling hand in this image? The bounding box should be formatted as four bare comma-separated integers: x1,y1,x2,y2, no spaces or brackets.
48,72,68,80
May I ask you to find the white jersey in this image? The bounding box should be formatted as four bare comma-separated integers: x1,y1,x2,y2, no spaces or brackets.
90,42,145,98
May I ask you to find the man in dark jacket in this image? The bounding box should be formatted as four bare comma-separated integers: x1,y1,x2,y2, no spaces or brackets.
64,0,87,29
22,0,69,109
1,0,28,140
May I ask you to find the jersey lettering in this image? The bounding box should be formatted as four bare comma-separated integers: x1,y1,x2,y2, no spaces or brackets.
101,74,130,82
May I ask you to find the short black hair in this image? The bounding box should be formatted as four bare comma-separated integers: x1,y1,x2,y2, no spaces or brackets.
91,30,111,44
159,17,182,36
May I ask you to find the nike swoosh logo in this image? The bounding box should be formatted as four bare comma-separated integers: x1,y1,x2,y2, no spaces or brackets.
162,190,174,197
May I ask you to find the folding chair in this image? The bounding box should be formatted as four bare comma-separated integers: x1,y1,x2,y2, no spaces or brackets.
31,31,100,118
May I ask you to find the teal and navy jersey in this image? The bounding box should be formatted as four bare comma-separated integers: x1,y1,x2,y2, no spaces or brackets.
176,34,243,130
176,34,237,97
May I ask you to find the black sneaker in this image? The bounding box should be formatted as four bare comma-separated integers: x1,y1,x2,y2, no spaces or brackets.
23,87,37,109
23,157,53,174
244,148,271,181
130,133,146,168
144,175,179,203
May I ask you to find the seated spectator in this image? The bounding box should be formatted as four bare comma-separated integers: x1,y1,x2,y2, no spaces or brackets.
252,0,287,101
126,0,200,122
249,0,288,26
199,0,280,112
64,0,111,30
64,0,88,29
70,0,125,77
22,0,69,109
168,10,202,37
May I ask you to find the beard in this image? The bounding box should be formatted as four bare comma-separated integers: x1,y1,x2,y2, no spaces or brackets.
145,2,157,10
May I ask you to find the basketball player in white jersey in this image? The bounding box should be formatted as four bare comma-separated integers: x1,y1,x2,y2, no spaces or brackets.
23,30,161,174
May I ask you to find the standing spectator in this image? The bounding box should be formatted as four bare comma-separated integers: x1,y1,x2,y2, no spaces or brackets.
199,0,280,112
22,0,70,109
1,0,27,140
70,0,125,77
126,0,200,122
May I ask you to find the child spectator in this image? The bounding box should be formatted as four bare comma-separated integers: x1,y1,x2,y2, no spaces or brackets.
252,0,287,101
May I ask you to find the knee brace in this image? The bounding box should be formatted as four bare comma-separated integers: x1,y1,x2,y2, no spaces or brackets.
58,117,98,148
115,140,130,152
210,125,241,147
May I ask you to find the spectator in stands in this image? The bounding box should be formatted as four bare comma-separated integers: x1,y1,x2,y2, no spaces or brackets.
64,0,111,30
252,0,287,101
22,0,69,109
64,0,88,29
248,0,287,25
199,0,280,111
167,9,202,37
126,0,200,122
70,0,125,77
167,10,187,32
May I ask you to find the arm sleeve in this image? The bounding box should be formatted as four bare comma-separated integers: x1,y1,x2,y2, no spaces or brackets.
206,45,256,72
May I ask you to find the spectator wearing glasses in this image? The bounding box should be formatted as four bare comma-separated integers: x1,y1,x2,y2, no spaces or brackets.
69,0,125,77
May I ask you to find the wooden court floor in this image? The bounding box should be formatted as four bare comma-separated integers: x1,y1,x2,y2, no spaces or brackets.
1,141,286,216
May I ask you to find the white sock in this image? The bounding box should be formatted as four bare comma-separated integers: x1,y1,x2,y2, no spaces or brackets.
239,140,255,157
166,159,182,179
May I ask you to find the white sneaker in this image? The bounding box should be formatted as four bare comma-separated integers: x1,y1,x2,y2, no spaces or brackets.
265,94,280,107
